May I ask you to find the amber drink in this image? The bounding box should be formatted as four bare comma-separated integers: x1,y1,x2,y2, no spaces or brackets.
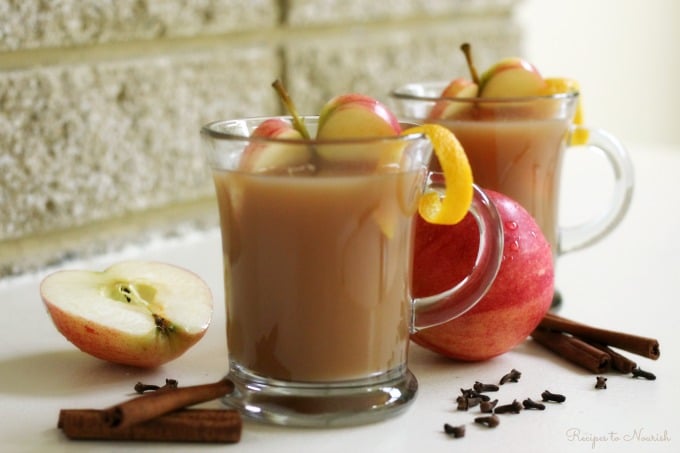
201,116,504,427
391,83,634,257
213,168,421,382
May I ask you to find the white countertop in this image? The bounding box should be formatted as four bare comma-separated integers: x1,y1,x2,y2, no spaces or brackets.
1,144,678,452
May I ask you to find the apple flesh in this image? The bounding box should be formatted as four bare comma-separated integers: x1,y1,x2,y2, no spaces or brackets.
411,190,554,361
41,261,213,368
239,118,311,172
316,93,404,165
428,78,479,120
317,93,402,139
479,57,546,98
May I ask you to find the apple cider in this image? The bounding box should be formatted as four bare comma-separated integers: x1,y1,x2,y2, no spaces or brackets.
213,167,425,382
438,116,571,251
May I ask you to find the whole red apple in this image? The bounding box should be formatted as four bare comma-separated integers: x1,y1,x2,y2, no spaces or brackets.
411,189,554,361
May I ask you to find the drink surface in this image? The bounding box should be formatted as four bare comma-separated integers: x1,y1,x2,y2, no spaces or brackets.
214,168,425,382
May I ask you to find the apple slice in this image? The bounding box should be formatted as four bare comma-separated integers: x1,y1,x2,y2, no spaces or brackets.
316,93,404,165
40,261,213,368
239,118,312,172
479,57,546,98
428,78,479,120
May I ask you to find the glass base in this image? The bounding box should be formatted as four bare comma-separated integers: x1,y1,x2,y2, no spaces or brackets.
222,365,418,427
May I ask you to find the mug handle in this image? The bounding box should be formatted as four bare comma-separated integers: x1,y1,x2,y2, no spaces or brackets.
412,183,504,330
558,127,634,255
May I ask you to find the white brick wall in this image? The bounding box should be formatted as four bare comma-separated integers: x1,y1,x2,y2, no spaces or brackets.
0,0,522,276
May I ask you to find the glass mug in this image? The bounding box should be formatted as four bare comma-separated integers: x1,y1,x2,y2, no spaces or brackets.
201,117,504,427
390,82,634,259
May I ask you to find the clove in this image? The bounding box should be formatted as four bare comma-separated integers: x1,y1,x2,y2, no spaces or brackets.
443,423,465,438
493,399,522,414
631,367,656,380
541,390,566,403
473,381,500,393
522,398,546,410
595,376,608,389
456,396,482,410
499,368,522,385
134,382,160,393
480,399,499,413
474,415,500,428
460,388,491,401
134,379,179,394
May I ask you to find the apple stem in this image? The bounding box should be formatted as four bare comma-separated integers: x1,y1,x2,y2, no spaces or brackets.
271,79,312,140
460,43,481,86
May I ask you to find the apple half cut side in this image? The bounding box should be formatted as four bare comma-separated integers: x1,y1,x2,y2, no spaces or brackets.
40,260,213,368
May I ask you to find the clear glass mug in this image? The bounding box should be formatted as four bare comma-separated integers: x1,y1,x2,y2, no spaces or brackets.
201,116,504,427
390,82,634,260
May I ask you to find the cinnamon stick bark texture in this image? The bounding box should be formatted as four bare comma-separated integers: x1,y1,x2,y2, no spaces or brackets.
586,342,637,373
59,409,241,443
539,313,660,359
103,378,234,429
531,328,611,373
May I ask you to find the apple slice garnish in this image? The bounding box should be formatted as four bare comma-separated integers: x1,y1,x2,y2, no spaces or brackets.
428,78,479,120
315,93,404,165
478,57,546,98
239,118,312,172
40,261,213,368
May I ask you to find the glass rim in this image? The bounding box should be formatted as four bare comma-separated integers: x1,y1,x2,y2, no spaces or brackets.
390,81,579,103
200,115,426,145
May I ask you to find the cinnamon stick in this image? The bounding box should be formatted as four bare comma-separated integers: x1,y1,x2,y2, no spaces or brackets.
103,378,234,429
59,409,241,443
586,342,637,374
531,328,611,373
539,312,660,359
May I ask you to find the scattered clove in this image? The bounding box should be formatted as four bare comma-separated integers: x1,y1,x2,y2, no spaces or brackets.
499,369,522,385
134,379,179,394
443,423,465,438
456,396,469,411
541,390,566,403
595,376,608,389
473,381,500,393
480,399,498,413
456,396,482,410
493,399,522,414
522,398,545,410
631,367,656,380
134,382,160,393
474,415,500,428
460,388,490,401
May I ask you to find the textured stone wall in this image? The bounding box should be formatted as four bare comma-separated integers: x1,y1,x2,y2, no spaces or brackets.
0,0,522,276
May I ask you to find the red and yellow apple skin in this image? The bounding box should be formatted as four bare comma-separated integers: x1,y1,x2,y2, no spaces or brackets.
428,78,479,120
315,93,404,164
411,190,554,361
239,118,310,172
478,57,546,98
317,93,402,139
40,261,213,368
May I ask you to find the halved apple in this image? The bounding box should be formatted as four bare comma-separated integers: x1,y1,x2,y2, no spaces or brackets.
40,261,213,368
